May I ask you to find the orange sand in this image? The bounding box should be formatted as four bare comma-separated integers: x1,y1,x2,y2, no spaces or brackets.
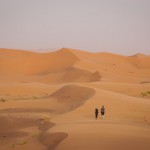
0,48,150,150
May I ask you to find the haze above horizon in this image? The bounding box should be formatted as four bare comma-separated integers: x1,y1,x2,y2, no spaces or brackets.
0,0,150,55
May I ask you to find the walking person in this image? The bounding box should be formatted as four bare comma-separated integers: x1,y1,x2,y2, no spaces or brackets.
101,106,105,119
95,108,99,119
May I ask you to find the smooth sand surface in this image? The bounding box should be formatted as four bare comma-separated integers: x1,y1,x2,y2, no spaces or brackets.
0,48,150,150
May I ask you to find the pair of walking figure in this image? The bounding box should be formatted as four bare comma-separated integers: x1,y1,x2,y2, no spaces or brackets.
95,106,105,119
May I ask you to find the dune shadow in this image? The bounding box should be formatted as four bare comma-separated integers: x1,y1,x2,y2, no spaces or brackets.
0,116,67,150
39,132,68,150
0,84,96,150
50,84,95,113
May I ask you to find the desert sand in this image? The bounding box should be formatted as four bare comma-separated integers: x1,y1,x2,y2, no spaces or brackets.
0,48,150,150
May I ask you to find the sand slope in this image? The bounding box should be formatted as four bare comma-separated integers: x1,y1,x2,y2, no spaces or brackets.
0,48,79,75
0,48,150,150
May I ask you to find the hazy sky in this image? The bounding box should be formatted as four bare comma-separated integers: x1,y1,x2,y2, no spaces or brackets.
0,0,150,55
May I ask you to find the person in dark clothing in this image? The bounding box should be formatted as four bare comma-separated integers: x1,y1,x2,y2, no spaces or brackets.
101,106,105,119
95,108,99,119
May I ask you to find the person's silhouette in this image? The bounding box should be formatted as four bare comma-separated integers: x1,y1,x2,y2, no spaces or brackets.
101,106,105,119
95,108,99,119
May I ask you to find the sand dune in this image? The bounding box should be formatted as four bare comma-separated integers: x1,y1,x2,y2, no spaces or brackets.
83,82,150,99
0,48,150,150
32,67,101,84
51,85,150,150
0,84,95,150
0,48,101,83
0,48,79,75
50,84,95,112
128,53,150,68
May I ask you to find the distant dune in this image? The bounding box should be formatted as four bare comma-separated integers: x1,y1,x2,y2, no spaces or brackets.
0,48,150,82
128,53,150,68
0,48,79,75
0,48,150,150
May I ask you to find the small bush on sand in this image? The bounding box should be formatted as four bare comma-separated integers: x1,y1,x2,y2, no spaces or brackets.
147,91,150,94
32,133,40,138
141,92,147,97
11,144,16,148
0,98,6,102
19,141,27,145
33,96,38,99
141,91,150,97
